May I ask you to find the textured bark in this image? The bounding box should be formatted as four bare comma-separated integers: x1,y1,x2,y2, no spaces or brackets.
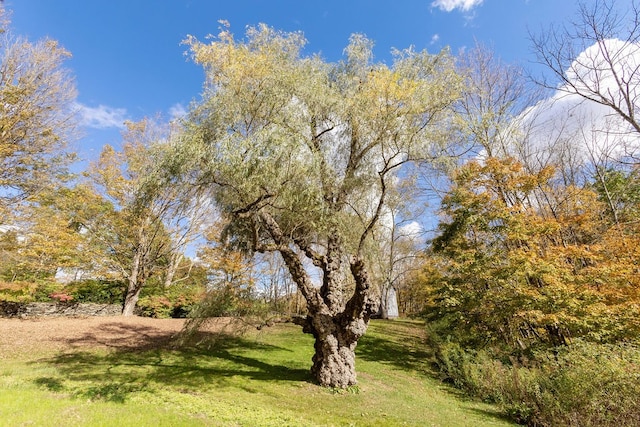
257,211,378,387
291,255,377,388
308,314,369,388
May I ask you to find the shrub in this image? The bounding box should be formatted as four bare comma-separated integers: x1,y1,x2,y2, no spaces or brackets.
525,342,640,427
49,292,73,302
136,295,173,318
0,281,37,302
429,335,640,426
64,279,126,304
33,282,64,302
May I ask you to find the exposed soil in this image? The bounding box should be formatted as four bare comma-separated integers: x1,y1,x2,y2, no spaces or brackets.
0,316,231,359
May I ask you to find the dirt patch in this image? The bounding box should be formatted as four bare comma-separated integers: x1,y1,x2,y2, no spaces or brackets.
0,316,237,359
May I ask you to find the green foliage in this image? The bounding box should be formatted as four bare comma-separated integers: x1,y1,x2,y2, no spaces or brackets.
592,167,640,223
136,294,174,318
32,282,64,302
191,284,265,318
136,291,203,319
429,338,640,427
65,279,126,304
134,270,207,318
0,280,67,303
0,268,207,317
0,281,37,302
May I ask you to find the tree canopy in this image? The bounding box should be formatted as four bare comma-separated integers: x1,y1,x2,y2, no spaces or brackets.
175,22,461,387
0,10,77,214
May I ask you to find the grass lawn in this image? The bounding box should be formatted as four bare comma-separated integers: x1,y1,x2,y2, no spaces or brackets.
0,318,516,426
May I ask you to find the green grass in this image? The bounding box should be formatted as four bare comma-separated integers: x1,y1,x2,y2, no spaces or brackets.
0,319,516,426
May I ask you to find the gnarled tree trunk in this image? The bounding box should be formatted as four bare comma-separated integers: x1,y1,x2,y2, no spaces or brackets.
257,211,379,387
289,252,378,388
308,314,369,388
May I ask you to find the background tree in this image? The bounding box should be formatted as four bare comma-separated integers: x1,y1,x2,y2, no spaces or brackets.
426,156,640,350
0,6,79,285
256,252,301,315
1,187,95,283
0,7,77,216
531,0,640,157
367,180,425,319
454,43,539,160
178,23,461,387
87,119,208,316
190,223,259,320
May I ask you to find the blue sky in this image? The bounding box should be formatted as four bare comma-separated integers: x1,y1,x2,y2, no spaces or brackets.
7,0,590,163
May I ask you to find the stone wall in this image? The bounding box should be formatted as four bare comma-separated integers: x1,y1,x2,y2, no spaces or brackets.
0,302,122,318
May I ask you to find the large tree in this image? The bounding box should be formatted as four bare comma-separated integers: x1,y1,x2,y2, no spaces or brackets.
179,23,460,387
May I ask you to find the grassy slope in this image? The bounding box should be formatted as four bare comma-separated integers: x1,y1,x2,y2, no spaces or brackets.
0,319,515,426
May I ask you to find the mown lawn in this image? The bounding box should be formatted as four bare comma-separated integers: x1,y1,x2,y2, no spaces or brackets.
0,318,516,426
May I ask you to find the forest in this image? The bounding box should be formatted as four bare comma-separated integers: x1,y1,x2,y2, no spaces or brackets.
1,1,640,425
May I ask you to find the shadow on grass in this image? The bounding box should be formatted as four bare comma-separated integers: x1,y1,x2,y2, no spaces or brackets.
33,319,434,404
30,317,510,426
32,322,312,403
359,320,517,425
357,319,433,374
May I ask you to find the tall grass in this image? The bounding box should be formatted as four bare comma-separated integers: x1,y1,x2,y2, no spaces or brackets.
431,338,640,426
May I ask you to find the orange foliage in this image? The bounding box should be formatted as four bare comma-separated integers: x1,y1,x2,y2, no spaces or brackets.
424,157,640,350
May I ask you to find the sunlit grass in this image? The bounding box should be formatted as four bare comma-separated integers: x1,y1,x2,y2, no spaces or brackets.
0,319,515,426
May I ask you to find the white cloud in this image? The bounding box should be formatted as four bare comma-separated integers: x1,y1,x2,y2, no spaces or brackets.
168,103,188,120
430,34,440,45
75,102,128,129
431,0,484,12
507,39,640,170
398,221,424,239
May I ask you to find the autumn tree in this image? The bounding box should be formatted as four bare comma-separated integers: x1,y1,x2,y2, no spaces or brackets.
0,7,77,217
175,23,461,387
0,6,79,283
454,43,539,159
426,157,640,351
0,187,99,282
87,119,209,316
190,223,258,320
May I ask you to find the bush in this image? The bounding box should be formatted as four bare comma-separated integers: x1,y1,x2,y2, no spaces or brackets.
187,285,267,319
0,281,37,302
527,342,640,427
49,292,73,302
429,335,640,426
33,282,64,302
136,295,174,318
65,279,126,304
133,277,206,318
